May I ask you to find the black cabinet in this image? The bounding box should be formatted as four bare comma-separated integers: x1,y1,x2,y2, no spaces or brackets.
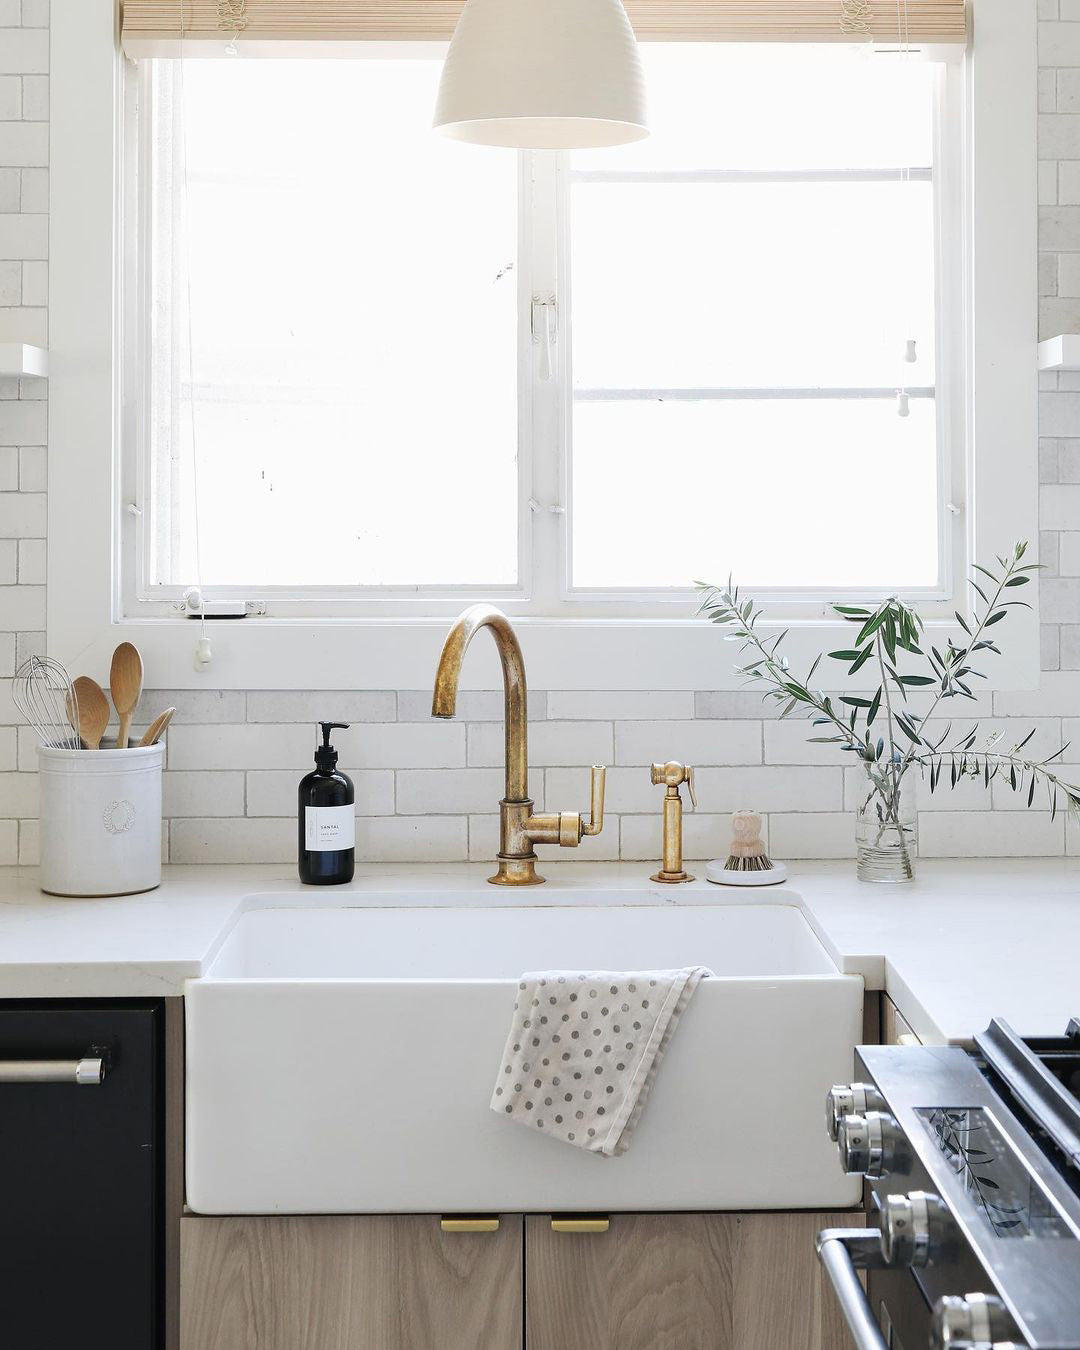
0,1001,166,1349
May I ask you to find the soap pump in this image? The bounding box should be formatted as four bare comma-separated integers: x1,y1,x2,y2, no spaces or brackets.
298,721,355,885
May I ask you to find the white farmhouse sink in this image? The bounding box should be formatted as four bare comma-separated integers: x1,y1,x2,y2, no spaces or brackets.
185,898,862,1214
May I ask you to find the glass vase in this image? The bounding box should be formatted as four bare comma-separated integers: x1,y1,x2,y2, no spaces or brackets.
855,766,917,883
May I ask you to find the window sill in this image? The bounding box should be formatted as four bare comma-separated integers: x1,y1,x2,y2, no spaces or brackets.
53,614,1041,692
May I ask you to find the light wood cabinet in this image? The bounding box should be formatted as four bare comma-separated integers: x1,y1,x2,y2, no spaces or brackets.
180,1215,522,1350
883,995,921,1046
180,1210,861,1349
525,1211,862,1350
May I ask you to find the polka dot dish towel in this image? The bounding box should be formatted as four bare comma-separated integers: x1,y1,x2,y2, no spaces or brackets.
491,967,712,1156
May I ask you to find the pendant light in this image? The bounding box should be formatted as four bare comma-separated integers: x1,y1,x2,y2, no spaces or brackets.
433,0,648,149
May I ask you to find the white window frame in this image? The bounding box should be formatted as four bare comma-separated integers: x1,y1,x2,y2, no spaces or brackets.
49,0,1039,692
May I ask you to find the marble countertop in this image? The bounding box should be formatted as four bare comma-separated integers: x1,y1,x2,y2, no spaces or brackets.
0,858,1076,1045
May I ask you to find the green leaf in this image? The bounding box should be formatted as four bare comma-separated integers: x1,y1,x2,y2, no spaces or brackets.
840,696,874,709
848,646,875,676
972,563,998,582
954,611,971,634
985,611,1008,626
828,650,864,662
898,675,936,686
855,611,887,646
1005,576,1029,587
867,687,882,726
833,605,871,617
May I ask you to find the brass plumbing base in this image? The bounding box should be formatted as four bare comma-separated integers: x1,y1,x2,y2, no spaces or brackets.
489,854,546,886
651,869,695,884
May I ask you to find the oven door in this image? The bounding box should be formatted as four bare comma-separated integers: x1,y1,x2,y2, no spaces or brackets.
867,1266,930,1350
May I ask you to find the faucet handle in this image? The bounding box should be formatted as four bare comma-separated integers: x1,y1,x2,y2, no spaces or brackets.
581,765,606,838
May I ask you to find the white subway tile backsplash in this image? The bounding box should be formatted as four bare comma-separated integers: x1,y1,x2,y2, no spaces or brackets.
919,811,1065,857
0,489,43,533
246,690,395,723
0,816,15,864
163,771,245,819
352,815,467,863
168,723,316,771
0,769,35,815
0,582,42,628
342,722,465,769
547,690,693,720
695,764,843,813
140,689,246,724
469,719,613,768
614,720,760,767
397,768,507,815
171,817,295,865
769,813,854,860
0,27,46,73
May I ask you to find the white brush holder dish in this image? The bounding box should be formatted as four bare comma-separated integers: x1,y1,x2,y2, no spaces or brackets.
37,745,164,897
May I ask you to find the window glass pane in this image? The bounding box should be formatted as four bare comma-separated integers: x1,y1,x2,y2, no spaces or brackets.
571,398,939,590
569,43,943,594
573,44,936,173
571,180,935,389
148,58,518,588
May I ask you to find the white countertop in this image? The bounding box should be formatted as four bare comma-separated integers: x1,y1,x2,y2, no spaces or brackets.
0,859,1077,1045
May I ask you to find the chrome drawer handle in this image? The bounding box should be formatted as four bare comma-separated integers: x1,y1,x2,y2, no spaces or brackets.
816,1228,888,1350
0,1057,105,1085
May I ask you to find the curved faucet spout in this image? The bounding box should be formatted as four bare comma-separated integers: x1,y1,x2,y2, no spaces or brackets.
431,604,529,804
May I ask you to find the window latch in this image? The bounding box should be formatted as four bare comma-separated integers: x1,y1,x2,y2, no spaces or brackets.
531,294,557,382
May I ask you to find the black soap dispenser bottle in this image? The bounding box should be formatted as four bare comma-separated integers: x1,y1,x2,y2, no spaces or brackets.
298,721,355,885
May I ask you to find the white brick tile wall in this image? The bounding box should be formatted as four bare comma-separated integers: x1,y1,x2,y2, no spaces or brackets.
1,8,1079,869
469,720,613,768
614,719,760,767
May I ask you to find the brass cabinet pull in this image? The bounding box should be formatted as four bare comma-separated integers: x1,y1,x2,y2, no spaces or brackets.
550,1217,610,1234
440,1216,500,1233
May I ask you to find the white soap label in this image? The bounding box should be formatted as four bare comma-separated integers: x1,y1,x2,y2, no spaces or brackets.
305,804,355,852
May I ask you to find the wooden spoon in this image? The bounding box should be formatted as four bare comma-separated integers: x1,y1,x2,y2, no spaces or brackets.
69,676,110,750
110,642,143,749
139,707,176,747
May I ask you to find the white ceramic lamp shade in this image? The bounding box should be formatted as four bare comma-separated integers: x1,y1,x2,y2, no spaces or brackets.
434,0,648,149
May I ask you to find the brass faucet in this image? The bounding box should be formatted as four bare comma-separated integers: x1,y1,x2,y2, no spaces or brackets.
432,604,605,886
650,761,696,884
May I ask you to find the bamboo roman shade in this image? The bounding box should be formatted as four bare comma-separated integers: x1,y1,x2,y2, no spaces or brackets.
120,2,968,51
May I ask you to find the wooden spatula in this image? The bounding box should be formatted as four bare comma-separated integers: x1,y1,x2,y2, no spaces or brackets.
110,642,143,749
69,676,110,750
139,707,176,747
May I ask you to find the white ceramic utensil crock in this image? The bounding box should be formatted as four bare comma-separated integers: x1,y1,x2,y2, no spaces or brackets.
37,744,164,896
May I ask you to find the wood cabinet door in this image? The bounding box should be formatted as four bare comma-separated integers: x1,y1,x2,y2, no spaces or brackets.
181,1215,522,1350
525,1212,862,1350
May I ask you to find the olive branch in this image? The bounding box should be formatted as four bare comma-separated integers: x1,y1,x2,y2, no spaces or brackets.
697,541,1080,830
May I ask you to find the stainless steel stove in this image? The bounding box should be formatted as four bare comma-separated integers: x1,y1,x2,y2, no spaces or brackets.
818,1019,1080,1349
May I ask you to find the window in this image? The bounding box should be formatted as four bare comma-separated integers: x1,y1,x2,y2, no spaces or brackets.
51,0,1039,691
131,41,958,616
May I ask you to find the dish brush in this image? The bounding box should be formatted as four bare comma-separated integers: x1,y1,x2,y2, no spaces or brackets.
705,811,787,886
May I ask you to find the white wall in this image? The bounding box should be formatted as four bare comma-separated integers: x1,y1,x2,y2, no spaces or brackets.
0,2,1077,865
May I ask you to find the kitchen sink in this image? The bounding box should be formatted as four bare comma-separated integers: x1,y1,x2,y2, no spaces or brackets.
185,897,862,1213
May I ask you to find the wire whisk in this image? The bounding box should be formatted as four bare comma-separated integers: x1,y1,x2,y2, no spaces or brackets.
13,656,82,750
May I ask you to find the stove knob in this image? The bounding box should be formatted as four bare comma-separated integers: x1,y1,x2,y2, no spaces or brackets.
879,1191,954,1267
825,1082,884,1141
930,1293,1017,1349
837,1111,906,1178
